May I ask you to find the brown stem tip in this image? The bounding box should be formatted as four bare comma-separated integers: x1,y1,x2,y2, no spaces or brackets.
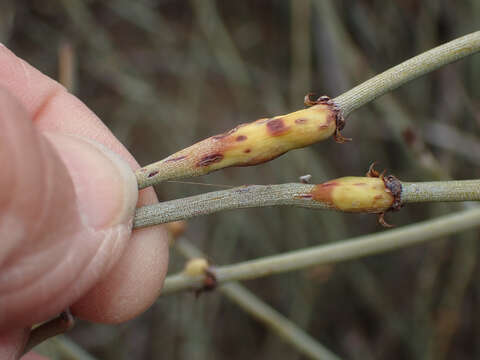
365,162,403,226
304,93,351,143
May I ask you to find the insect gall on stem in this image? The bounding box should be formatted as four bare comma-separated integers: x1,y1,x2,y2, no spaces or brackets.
136,94,343,189
303,93,351,143
305,163,402,227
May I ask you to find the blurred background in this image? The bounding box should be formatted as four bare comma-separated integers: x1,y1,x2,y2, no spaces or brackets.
3,0,480,359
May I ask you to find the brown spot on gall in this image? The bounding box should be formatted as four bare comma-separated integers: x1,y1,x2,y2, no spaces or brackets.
295,118,308,124
244,149,251,153
266,118,290,136
319,124,329,130
309,181,338,206
197,153,224,167
297,194,313,199
194,269,218,297
147,171,159,178
164,155,187,162
374,195,383,200
236,135,247,141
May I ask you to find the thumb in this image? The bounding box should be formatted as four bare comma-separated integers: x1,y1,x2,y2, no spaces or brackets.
0,86,138,330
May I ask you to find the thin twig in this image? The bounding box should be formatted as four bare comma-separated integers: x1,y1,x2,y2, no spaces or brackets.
174,239,341,360
401,180,480,203
134,180,480,228
314,0,450,180
134,183,325,227
290,0,312,105
423,122,480,166
22,311,75,355
36,335,98,360
333,31,480,118
161,206,480,294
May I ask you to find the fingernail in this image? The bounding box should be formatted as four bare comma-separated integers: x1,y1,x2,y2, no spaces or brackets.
44,133,138,229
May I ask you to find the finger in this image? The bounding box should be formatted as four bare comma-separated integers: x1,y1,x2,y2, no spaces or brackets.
0,88,138,329
0,327,29,360
0,45,169,323
21,353,48,360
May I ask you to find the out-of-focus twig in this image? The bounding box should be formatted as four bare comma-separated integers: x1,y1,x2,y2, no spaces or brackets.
35,335,98,360
333,31,480,118
58,41,76,93
423,122,480,166
174,238,341,360
290,0,312,106
161,206,480,294
431,237,477,360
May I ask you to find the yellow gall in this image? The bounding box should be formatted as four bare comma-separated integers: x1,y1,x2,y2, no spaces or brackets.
137,103,338,188
310,176,394,213
165,220,187,240
184,258,210,277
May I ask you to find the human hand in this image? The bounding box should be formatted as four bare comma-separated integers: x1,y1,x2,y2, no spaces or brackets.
0,45,169,359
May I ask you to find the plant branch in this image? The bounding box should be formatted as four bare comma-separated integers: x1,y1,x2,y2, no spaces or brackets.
135,183,325,228
22,311,75,356
161,206,480,294
333,31,480,117
401,180,480,203
134,179,480,228
174,239,341,360
36,335,98,360
135,31,480,189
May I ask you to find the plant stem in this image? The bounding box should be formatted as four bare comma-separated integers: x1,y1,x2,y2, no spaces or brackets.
134,183,326,228
37,335,98,360
135,31,480,189
174,239,341,360
333,31,480,117
161,206,480,294
22,310,74,356
134,180,480,228
401,180,480,203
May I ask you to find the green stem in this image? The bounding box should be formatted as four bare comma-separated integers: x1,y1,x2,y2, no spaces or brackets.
161,206,480,294
134,183,327,228
333,31,480,117
402,180,480,203
134,180,480,228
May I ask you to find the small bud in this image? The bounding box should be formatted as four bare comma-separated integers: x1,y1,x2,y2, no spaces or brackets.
184,258,209,277
165,220,187,243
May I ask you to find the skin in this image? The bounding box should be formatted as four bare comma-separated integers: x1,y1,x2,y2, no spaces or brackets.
0,45,169,359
